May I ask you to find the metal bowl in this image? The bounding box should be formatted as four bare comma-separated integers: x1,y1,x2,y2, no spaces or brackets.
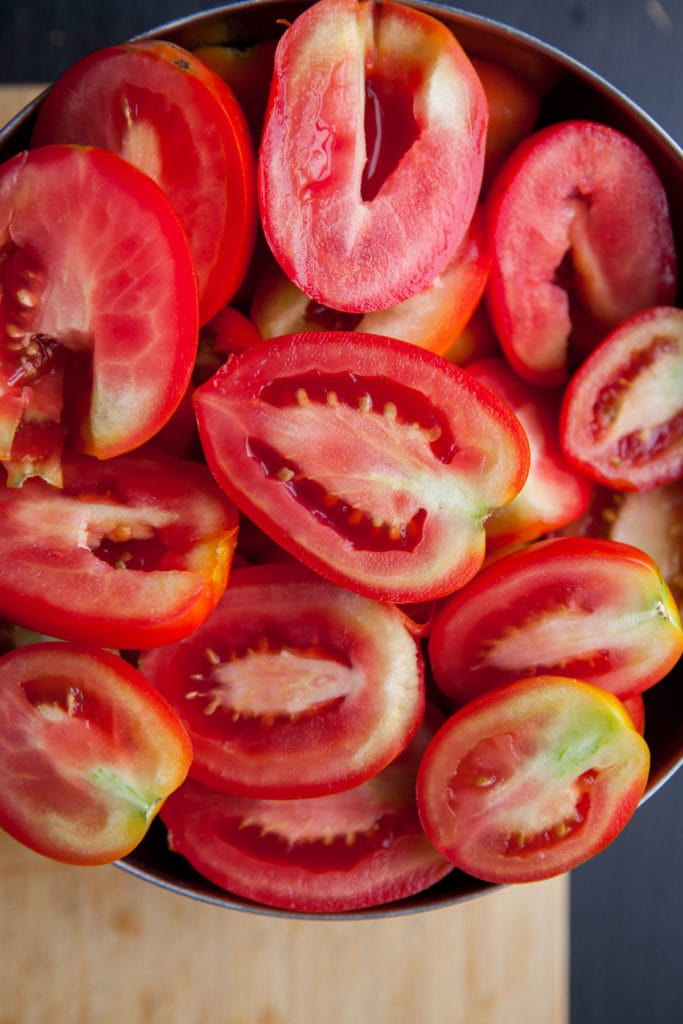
1,0,681,919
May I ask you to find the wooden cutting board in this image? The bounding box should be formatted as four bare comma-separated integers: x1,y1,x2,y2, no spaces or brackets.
0,84,568,1024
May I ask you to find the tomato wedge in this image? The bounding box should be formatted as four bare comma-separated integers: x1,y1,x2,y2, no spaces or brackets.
32,40,257,324
0,144,198,485
160,707,454,913
194,331,530,603
0,447,239,649
416,675,650,884
485,120,677,386
560,306,683,491
140,562,424,798
429,536,683,705
0,643,192,865
258,0,487,311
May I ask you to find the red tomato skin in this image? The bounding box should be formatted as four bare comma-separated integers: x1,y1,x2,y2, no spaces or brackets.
416,675,650,884
0,144,198,475
32,40,258,325
428,536,683,706
193,330,530,603
467,356,593,549
159,707,454,913
485,120,677,387
0,643,192,865
258,0,487,312
139,562,425,799
0,447,239,649
560,306,683,492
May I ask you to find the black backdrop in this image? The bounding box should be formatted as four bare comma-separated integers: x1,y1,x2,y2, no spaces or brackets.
1,3,681,1022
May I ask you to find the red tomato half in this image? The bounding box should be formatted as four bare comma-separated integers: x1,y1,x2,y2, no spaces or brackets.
485,120,677,386
160,708,454,913
0,447,239,649
467,356,593,549
32,40,257,324
140,562,424,798
250,207,489,356
258,0,487,312
194,331,530,603
416,675,650,884
560,306,683,492
429,536,683,705
0,643,192,865
0,144,198,485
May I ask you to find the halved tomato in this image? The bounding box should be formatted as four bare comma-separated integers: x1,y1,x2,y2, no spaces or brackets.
470,56,540,193
0,446,239,649
32,40,258,324
0,642,192,865
193,330,530,603
258,0,487,311
560,306,683,492
428,536,683,705
0,144,198,485
485,120,677,386
416,675,650,884
250,208,489,356
467,356,593,550
139,562,424,798
159,706,454,913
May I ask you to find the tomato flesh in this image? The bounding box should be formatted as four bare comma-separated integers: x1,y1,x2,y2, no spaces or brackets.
416,676,650,884
0,643,192,865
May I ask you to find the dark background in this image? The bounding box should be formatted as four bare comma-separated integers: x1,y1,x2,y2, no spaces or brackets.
1,2,681,1022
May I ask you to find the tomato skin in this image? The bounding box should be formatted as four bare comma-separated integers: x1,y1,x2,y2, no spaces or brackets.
0,447,239,649
32,40,257,325
467,356,593,549
560,306,683,492
429,536,683,706
0,642,192,865
416,675,650,884
0,144,198,481
258,0,487,312
485,120,677,386
139,562,425,798
159,707,454,913
193,330,530,603
470,56,540,193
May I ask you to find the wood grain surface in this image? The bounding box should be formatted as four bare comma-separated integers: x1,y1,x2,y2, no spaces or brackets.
0,83,568,1024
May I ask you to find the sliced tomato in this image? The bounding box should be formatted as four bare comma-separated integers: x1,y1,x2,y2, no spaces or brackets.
159,706,454,913
560,306,683,492
193,331,530,603
467,356,593,550
428,536,683,706
485,120,677,386
250,207,489,356
258,0,487,312
416,675,650,884
0,642,192,865
32,39,258,324
0,144,198,485
0,447,239,649
192,38,279,144
139,562,424,798
622,693,646,735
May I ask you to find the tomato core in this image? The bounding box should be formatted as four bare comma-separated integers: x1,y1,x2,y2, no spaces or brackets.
361,72,419,202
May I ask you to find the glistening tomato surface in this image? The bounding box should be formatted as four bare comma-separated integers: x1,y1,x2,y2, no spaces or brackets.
485,120,677,386
160,708,454,913
0,447,239,649
32,40,257,324
258,0,487,311
560,306,683,491
139,562,425,798
429,536,683,706
0,643,192,865
194,331,530,603
416,676,650,884
0,144,198,485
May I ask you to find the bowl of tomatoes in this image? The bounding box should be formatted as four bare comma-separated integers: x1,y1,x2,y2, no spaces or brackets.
0,0,681,919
